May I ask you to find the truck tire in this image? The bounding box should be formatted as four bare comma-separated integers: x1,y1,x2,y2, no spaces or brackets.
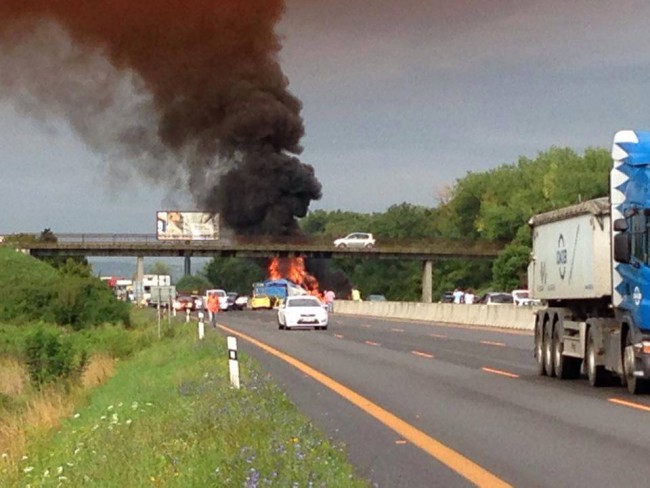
624,332,649,394
586,326,607,387
544,315,555,377
535,314,546,376
553,320,581,379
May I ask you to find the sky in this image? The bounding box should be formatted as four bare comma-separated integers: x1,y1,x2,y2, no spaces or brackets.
2,0,650,234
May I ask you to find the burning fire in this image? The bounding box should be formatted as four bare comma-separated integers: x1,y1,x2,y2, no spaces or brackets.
268,257,323,299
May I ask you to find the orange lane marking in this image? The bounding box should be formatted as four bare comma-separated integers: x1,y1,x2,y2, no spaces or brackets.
365,340,381,347
430,333,448,339
609,398,650,412
391,328,405,333
218,324,511,488
480,341,506,347
412,350,434,359
334,334,344,339
481,367,519,379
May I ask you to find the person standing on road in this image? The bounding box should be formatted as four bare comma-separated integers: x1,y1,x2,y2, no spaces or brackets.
453,288,464,304
351,288,361,302
207,292,219,328
324,289,335,313
464,288,475,304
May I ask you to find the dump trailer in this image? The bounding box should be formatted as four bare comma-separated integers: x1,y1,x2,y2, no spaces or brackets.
529,130,650,394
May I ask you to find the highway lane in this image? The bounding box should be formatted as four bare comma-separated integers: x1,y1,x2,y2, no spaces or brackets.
214,310,650,487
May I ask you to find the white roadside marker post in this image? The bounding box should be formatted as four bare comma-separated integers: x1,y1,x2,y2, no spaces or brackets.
197,312,205,340
227,336,240,389
186,308,190,323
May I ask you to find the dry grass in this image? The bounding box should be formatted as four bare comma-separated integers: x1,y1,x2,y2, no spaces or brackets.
81,353,115,388
0,358,27,397
0,355,116,470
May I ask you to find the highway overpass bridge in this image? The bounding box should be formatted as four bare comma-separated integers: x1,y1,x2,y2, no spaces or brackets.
4,233,505,303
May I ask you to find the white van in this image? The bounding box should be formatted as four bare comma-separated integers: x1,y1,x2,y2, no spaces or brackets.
204,289,229,311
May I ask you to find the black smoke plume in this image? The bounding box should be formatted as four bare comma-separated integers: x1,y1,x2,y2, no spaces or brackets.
0,1,321,235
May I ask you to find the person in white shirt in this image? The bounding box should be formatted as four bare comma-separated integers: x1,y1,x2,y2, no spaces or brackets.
453,288,464,304
464,289,475,304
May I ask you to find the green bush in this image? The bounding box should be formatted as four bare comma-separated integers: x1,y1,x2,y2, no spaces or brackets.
0,249,130,329
24,327,87,388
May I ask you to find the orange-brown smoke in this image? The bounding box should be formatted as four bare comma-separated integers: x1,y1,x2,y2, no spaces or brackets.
0,1,321,234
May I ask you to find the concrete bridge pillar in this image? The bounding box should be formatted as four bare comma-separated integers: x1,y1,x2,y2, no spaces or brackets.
135,256,145,304
422,260,433,303
184,255,191,276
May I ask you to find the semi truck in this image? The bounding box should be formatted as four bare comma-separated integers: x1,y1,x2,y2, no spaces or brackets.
529,130,650,394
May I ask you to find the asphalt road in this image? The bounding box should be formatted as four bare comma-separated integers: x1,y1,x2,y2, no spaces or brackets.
214,310,650,488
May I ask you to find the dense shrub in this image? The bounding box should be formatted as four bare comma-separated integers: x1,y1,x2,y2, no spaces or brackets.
0,249,130,329
24,327,87,388
53,275,131,330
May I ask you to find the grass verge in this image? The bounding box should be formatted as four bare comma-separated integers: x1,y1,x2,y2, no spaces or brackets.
0,323,369,487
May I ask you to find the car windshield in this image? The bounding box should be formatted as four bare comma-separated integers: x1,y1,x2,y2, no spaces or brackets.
288,298,321,307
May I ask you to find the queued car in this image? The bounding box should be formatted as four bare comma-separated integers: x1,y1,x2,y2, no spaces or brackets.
204,289,229,311
226,292,248,311
173,295,195,312
333,232,376,249
440,291,454,303
366,294,387,302
191,295,204,310
511,289,542,307
477,292,514,305
278,295,329,330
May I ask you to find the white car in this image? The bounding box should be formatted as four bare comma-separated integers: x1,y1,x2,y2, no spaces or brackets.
204,289,229,311
333,232,376,249
511,289,542,307
278,295,328,330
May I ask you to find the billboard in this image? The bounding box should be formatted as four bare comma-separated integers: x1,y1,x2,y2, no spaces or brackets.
156,211,220,241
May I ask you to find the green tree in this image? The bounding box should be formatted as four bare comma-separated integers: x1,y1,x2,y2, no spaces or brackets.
176,274,213,294
147,261,172,277
492,243,531,291
202,258,265,295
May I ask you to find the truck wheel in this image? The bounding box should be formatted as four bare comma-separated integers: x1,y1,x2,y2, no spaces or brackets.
534,315,546,376
586,327,607,387
544,317,555,378
624,333,649,394
553,323,581,379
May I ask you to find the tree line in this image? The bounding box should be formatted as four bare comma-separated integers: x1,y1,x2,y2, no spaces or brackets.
190,146,611,301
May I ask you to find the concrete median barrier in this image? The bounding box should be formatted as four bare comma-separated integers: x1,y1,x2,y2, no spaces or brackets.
334,300,536,330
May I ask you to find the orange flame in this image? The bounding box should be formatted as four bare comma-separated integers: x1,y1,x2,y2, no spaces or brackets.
268,257,323,300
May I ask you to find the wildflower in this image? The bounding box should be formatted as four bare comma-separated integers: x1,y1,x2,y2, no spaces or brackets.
23,466,34,473
107,405,114,411
131,401,139,410
66,462,74,467
118,402,124,407
43,469,50,477
126,419,133,426
73,413,80,419
57,466,64,475
58,475,68,481
21,455,29,461
1,453,7,460
100,415,107,420
92,424,99,431
74,448,81,456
